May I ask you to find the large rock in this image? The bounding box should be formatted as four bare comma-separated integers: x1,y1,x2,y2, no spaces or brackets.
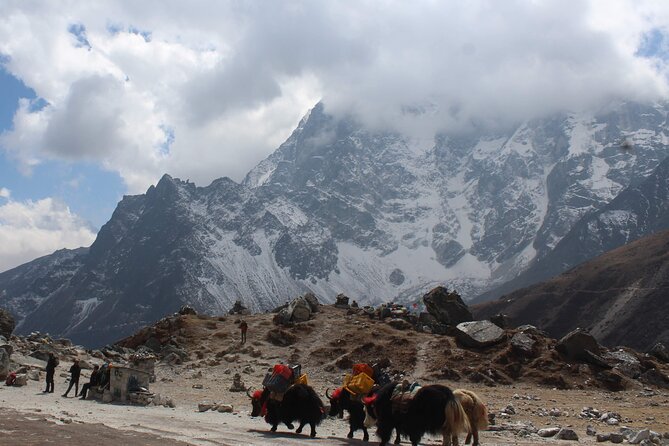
0,309,15,339
649,343,669,362
510,332,537,357
556,328,602,362
555,428,579,441
455,320,505,348
423,287,473,325
289,297,312,322
303,293,320,313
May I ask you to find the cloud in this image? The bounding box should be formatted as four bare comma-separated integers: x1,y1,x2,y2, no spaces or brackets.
0,188,10,199
0,196,96,272
0,0,668,192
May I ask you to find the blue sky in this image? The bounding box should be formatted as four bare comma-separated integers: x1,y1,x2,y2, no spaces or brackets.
0,1,668,273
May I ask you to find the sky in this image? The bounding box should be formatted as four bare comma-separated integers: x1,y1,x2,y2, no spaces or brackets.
1,0,669,273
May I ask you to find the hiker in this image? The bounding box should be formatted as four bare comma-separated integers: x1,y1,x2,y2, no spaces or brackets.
43,353,58,393
240,320,248,344
79,365,100,399
62,359,81,397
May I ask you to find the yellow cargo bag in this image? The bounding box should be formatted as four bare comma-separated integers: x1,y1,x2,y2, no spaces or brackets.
295,373,308,385
344,372,374,396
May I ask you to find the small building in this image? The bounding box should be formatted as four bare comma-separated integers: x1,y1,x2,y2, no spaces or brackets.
109,365,151,403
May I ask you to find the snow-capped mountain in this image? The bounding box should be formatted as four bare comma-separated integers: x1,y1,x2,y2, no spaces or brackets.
1,101,668,346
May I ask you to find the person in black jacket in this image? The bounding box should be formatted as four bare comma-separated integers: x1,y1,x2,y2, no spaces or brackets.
43,353,58,393
62,359,81,397
78,365,100,400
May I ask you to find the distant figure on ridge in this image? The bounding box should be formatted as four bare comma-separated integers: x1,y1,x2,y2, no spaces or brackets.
62,359,81,397
43,353,58,393
240,320,248,344
79,364,100,399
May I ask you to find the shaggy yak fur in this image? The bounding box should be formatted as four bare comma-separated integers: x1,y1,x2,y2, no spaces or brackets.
327,387,370,441
363,383,470,446
452,389,489,446
249,384,324,437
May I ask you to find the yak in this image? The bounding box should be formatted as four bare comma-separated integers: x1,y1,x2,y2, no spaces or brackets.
451,389,489,446
363,382,470,446
248,383,325,438
326,387,370,441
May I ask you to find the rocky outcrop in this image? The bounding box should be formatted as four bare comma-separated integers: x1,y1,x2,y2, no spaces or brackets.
0,308,15,340
423,287,472,326
273,294,320,325
455,320,505,348
556,329,602,362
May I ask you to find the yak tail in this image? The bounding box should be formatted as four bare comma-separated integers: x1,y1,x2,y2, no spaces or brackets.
456,389,489,431
444,398,470,435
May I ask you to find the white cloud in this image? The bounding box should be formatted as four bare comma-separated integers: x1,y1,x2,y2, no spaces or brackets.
0,0,667,193
0,197,96,272
0,188,10,199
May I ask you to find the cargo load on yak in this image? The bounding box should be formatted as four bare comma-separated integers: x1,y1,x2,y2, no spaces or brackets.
390,380,422,415
262,363,307,397
343,363,375,397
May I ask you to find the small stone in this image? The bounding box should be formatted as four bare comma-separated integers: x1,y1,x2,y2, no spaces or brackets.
596,433,610,442
192,384,204,389
217,404,233,413
198,402,213,412
609,432,624,443
587,425,597,436
538,427,560,437
555,428,579,441
549,408,562,417
607,418,620,425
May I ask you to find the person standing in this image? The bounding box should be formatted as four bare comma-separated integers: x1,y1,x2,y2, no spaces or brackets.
62,359,81,397
240,320,248,344
43,353,58,393
79,365,100,399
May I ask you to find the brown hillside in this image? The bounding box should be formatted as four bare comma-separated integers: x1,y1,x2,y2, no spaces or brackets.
473,229,669,351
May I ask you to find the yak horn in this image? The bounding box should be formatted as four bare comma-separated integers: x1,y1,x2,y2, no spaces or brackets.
325,388,331,399
246,389,254,399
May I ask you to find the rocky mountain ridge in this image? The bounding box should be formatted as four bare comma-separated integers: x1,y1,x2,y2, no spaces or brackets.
1,101,669,346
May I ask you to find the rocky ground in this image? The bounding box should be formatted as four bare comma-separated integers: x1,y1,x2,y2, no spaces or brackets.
1,300,669,445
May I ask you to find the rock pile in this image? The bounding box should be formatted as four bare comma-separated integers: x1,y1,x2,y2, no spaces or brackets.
422,286,473,326
273,294,320,325
0,308,15,340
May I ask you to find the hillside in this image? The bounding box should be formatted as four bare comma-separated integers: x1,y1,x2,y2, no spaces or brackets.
473,229,669,351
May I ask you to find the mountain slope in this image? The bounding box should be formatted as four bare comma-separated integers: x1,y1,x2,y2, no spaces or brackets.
472,229,669,350
473,153,669,304
1,101,668,347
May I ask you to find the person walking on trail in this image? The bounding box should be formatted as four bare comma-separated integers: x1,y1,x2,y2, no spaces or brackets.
79,365,100,400
43,353,58,393
240,320,248,344
62,359,81,397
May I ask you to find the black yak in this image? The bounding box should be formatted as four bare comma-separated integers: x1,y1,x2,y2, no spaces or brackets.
327,387,370,441
248,384,325,437
363,382,470,446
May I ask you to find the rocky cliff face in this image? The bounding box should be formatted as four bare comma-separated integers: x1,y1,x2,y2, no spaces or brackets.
1,101,668,347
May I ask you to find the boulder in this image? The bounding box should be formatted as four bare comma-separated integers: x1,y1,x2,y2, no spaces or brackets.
422,287,472,325
455,320,505,348
334,294,350,309
289,297,312,322
556,328,602,362
489,313,510,329
198,402,214,412
609,432,624,443
628,429,650,444
638,368,669,389
217,404,234,413
517,325,548,337
273,308,292,326
649,343,669,363
27,370,40,381
596,370,629,391
606,349,642,378
303,293,320,313
510,332,537,357
387,318,413,330
0,308,15,339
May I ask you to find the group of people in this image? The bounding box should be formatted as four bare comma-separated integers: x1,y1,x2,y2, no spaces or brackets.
42,353,101,399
